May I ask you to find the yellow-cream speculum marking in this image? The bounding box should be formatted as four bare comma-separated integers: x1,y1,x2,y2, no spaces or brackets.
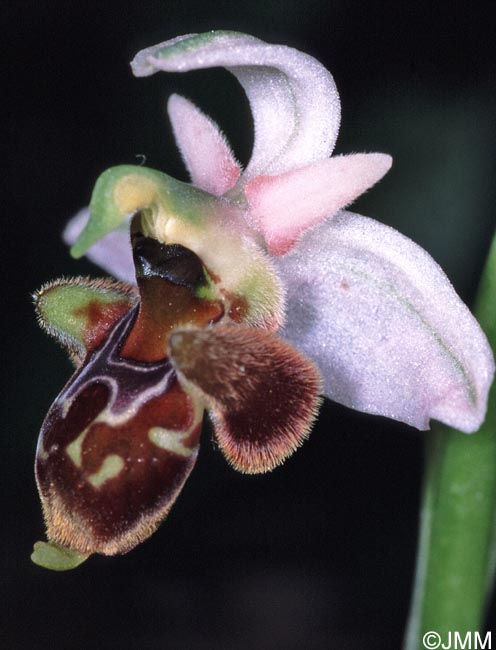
148,428,197,457
66,428,89,468
87,454,125,488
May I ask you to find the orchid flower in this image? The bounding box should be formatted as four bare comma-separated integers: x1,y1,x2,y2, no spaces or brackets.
32,31,494,570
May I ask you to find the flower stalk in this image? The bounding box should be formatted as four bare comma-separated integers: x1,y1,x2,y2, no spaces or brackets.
405,230,496,648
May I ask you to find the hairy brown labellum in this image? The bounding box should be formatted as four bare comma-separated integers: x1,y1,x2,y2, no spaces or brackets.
169,326,322,473
36,307,202,555
34,241,227,557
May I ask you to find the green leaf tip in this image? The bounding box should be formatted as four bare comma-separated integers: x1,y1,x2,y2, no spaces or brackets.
31,541,89,571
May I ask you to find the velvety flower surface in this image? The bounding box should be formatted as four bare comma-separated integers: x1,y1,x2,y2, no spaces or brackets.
33,31,494,569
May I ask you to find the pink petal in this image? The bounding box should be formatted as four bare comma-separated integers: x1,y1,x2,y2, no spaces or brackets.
245,153,392,255
275,211,494,433
63,209,136,284
167,94,241,196
131,31,340,182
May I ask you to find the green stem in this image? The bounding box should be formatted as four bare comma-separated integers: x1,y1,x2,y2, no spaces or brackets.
404,232,496,649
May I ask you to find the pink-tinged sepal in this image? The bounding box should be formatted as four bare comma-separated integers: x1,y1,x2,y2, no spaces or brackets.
276,211,495,432
36,306,202,556
169,326,322,473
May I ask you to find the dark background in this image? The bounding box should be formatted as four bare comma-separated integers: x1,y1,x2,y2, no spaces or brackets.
3,2,495,649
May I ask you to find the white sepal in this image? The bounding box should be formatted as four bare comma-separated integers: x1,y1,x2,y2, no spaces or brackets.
275,211,494,432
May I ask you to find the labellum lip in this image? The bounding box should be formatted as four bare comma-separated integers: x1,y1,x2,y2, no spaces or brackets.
36,307,202,556
34,238,227,559
132,234,207,289
33,222,317,562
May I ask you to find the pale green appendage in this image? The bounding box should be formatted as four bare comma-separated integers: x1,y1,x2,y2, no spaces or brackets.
35,279,137,356
70,165,215,259
31,541,89,571
404,231,496,649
